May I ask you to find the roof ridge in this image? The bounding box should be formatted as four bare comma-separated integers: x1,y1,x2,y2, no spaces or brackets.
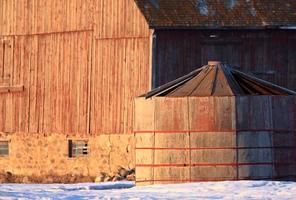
141,63,296,98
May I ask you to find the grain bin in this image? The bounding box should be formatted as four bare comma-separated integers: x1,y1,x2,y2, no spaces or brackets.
134,61,296,185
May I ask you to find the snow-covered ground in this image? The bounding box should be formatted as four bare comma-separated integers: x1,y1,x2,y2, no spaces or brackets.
0,181,296,200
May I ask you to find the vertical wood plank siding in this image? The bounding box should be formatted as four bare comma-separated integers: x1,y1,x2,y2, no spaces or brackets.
0,0,152,134
94,0,150,38
0,0,94,35
91,38,151,134
0,32,92,134
91,0,152,134
154,30,296,90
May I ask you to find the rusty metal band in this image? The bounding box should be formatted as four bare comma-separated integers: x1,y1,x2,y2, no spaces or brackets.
135,146,296,150
136,178,237,183
136,162,296,168
136,176,294,183
134,129,296,134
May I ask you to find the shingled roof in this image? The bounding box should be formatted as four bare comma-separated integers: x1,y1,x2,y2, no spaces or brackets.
141,62,296,98
134,0,296,29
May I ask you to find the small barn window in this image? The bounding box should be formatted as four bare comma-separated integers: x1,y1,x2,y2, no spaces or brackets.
68,140,89,158
0,141,9,156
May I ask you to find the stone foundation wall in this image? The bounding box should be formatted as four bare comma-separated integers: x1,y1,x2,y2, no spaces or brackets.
0,132,135,183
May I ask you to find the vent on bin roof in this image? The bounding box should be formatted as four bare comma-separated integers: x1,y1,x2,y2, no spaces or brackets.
142,62,296,98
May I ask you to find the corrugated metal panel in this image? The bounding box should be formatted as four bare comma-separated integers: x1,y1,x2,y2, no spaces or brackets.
135,96,296,185
0,0,94,35
91,37,151,134
94,0,151,38
145,64,296,98
135,97,238,184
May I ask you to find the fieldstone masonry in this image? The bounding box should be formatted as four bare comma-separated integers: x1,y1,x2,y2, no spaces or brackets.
0,132,135,183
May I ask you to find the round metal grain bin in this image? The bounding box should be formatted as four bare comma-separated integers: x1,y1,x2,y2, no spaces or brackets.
135,62,296,185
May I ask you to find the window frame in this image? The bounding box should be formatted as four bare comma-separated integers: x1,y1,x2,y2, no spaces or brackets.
68,140,89,158
0,140,9,157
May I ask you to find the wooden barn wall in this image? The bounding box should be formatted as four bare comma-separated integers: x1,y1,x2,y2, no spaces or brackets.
94,0,150,38
91,0,152,134
0,31,92,134
0,0,94,35
0,0,150,37
154,30,296,90
90,37,151,134
0,0,152,135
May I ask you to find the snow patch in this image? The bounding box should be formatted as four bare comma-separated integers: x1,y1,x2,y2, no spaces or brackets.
1,181,296,199
248,6,256,16
196,0,209,16
149,0,159,9
225,0,237,9
246,0,256,16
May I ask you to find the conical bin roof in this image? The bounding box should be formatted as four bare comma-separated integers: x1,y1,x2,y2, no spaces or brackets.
142,62,296,98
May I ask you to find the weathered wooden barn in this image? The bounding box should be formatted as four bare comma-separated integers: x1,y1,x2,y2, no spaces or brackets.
0,0,152,182
135,0,296,89
0,0,296,183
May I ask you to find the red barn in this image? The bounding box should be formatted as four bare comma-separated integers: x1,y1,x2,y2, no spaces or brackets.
0,0,295,183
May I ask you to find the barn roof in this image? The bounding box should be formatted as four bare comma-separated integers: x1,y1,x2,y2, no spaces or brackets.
141,61,296,98
134,0,296,29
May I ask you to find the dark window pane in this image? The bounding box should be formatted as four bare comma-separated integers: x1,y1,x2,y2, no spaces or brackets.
69,140,88,157
0,141,9,156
